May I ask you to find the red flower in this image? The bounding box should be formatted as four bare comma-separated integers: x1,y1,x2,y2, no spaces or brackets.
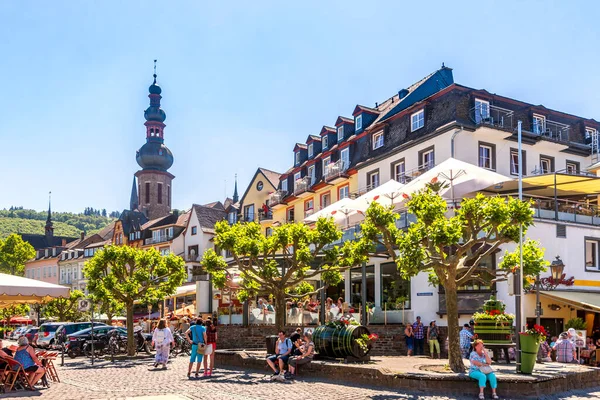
402,193,410,199
368,333,379,341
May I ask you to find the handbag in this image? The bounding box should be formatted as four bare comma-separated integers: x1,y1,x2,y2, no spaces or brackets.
480,365,494,374
196,343,206,355
204,343,213,356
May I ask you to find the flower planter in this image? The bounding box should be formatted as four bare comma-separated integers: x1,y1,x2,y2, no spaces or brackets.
473,320,514,344
519,333,540,374
313,324,371,358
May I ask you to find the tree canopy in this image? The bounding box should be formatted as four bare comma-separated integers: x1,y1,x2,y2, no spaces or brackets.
358,189,546,372
0,304,30,325
0,234,35,275
84,245,186,354
202,218,368,330
43,290,85,322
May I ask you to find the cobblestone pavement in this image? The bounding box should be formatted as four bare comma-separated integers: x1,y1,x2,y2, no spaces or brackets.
3,355,600,400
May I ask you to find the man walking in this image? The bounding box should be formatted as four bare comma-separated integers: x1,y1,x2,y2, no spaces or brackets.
412,316,425,356
460,323,474,359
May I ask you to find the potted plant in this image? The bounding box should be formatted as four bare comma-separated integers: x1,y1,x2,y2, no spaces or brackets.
472,296,515,344
519,324,548,374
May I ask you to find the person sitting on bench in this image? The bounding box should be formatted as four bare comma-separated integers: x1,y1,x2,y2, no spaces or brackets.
288,332,314,377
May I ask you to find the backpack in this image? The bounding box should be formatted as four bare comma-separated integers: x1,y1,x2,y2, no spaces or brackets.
155,329,165,345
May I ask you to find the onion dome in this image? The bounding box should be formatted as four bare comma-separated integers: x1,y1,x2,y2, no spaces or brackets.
136,140,174,171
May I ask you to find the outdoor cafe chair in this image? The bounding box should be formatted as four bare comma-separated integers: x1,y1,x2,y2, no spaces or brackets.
1,357,33,392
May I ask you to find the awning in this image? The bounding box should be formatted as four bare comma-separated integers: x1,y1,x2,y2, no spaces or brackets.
165,284,196,299
0,273,70,306
540,290,600,313
482,173,600,198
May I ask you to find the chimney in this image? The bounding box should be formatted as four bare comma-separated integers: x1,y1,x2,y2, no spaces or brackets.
80,232,85,241
62,238,67,246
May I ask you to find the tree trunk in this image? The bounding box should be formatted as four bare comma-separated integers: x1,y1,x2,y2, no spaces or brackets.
126,301,135,356
274,291,286,332
445,280,466,373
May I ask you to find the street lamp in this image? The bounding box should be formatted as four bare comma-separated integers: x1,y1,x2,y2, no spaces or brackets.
550,256,565,281
147,304,152,329
535,256,568,326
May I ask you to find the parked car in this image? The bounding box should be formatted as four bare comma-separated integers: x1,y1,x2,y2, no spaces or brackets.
24,327,39,346
8,326,29,340
56,322,107,344
36,322,67,348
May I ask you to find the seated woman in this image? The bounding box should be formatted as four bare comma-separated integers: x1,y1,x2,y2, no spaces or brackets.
287,332,315,377
13,336,46,388
469,339,499,400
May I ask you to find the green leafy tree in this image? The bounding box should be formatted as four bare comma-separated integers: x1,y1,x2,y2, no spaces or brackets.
0,304,30,326
358,190,546,373
84,246,186,355
202,219,367,330
0,234,35,275
43,290,85,322
88,291,125,326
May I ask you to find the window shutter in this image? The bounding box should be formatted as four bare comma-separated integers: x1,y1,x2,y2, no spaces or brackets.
556,224,566,238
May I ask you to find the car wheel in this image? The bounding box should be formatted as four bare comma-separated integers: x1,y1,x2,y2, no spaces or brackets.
67,349,79,359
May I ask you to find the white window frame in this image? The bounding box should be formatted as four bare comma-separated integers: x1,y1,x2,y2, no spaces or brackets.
281,179,288,193
411,109,425,132
421,149,434,170
294,172,301,190
533,114,546,135
566,162,578,175
355,114,363,131
586,127,597,139
305,199,314,211
474,99,490,124
372,131,384,150
368,171,380,188
585,238,600,271
337,126,344,141
479,144,493,170
322,156,331,177
308,143,314,157
321,192,330,208
322,135,328,149
540,157,552,174
338,185,350,200
393,161,405,183
295,152,300,165
308,165,315,184
510,150,520,175
340,148,350,170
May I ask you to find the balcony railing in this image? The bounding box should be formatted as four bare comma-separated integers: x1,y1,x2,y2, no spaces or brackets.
294,176,313,196
531,120,570,143
144,234,174,245
324,159,349,182
258,210,273,221
268,190,288,207
532,196,600,226
470,104,514,130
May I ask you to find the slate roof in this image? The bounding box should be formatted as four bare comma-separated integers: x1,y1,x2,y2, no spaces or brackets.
119,209,149,234
203,201,225,210
20,234,77,250
192,204,226,229
97,221,116,240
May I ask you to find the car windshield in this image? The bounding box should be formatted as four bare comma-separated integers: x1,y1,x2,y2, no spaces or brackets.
39,325,60,333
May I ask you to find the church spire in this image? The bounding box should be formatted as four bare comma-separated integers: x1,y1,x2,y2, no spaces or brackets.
130,176,139,210
233,174,239,203
45,191,54,246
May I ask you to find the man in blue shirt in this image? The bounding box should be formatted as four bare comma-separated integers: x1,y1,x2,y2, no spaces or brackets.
460,323,474,359
266,330,292,380
186,317,207,378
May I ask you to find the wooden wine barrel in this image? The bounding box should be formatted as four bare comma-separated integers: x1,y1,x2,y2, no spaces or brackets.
473,320,514,344
313,324,371,358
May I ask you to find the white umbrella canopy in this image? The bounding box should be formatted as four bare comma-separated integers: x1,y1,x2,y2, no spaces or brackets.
0,273,70,306
304,197,357,225
350,179,406,213
400,158,510,201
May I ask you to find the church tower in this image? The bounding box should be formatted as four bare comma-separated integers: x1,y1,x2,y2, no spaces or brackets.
135,62,175,219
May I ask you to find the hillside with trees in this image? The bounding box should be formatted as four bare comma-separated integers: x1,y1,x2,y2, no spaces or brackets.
0,207,118,239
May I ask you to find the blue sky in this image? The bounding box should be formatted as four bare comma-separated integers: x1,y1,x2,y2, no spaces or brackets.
1,1,599,213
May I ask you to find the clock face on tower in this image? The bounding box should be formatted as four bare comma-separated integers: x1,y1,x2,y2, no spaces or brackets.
256,181,264,191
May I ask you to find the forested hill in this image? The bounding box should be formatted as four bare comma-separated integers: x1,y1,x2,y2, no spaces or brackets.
0,207,118,239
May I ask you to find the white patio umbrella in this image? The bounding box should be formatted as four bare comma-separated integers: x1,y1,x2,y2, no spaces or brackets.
350,179,406,213
0,273,70,307
400,158,510,202
304,197,357,227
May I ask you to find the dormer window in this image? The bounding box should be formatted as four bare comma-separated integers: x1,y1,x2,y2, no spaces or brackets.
411,110,425,132
337,126,344,141
295,152,300,165
308,143,314,157
281,179,288,193
533,114,546,135
322,135,328,149
355,114,363,131
372,131,384,150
